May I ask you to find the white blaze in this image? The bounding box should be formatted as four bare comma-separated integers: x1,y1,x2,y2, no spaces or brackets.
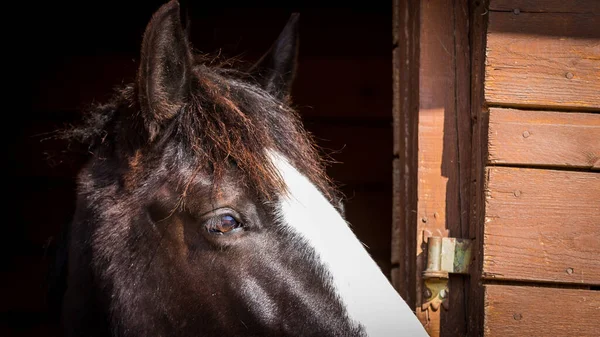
269,151,428,337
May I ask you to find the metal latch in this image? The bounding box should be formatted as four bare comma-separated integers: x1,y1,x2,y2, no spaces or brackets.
422,235,473,311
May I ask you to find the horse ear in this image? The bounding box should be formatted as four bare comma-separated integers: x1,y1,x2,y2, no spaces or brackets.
137,0,192,140
249,13,300,101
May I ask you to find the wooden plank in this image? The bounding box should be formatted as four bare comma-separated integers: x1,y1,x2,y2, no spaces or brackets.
449,1,473,336
467,0,490,335
490,0,600,14
484,285,600,337
454,0,473,244
415,0,471,334
484,167,600,285
391,0,420,308
488,108,600,169
485,11,600,110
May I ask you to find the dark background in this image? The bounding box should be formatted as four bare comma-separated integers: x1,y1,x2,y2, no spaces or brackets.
5,1,393,335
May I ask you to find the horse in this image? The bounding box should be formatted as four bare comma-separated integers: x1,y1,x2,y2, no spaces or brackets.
54,1,428,336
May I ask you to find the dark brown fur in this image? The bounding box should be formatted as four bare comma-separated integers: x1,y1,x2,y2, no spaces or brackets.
61,53,333,204
54,1,359,336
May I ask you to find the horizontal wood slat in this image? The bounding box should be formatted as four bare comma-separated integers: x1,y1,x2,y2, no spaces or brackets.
488,108,600,169
485,11,600,110
489,0,600,14
484,285,600,337
484,167,600,285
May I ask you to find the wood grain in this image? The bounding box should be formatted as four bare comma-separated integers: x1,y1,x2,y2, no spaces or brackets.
416,0,454,331
415,0,472,334
467,0,490,335
488,108,600,169
484,167,600,285
490,0,600,14
484,285,600,337
449,1,473,336
391,0,420,307
485,11,600,110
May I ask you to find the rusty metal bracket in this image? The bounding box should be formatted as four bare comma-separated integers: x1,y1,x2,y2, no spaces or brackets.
422,234,473,311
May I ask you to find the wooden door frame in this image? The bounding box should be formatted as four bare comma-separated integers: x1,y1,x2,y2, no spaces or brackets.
391,0,489,335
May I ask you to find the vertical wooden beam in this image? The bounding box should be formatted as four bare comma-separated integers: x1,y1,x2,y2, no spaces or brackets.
468,0,489,336
415,0,451,333
414,0,471,335
394,1,482,335
445,1,473,335
391,0,420,308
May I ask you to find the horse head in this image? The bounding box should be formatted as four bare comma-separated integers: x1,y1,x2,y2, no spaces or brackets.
59,1,427,336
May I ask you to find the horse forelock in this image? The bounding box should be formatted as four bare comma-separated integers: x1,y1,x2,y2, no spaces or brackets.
62,57,336,203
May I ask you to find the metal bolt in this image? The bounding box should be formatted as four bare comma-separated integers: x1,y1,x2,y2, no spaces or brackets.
439,288,448,299
522,130,530,138
422,216,428,223
423,288,432,299
513,313,523,321
514,190,521,197
566,267,574,275
566,72,574,79
513,8,520,15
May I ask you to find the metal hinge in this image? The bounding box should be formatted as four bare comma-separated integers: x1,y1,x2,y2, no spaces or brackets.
422,234,473,311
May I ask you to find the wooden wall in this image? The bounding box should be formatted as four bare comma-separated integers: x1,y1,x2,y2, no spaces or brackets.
393,0,599,336
481,1,600,336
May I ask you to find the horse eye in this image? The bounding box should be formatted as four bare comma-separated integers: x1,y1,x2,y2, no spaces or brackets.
206,214,242,234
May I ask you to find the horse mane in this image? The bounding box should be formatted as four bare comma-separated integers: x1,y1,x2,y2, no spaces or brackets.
60,55,336,202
